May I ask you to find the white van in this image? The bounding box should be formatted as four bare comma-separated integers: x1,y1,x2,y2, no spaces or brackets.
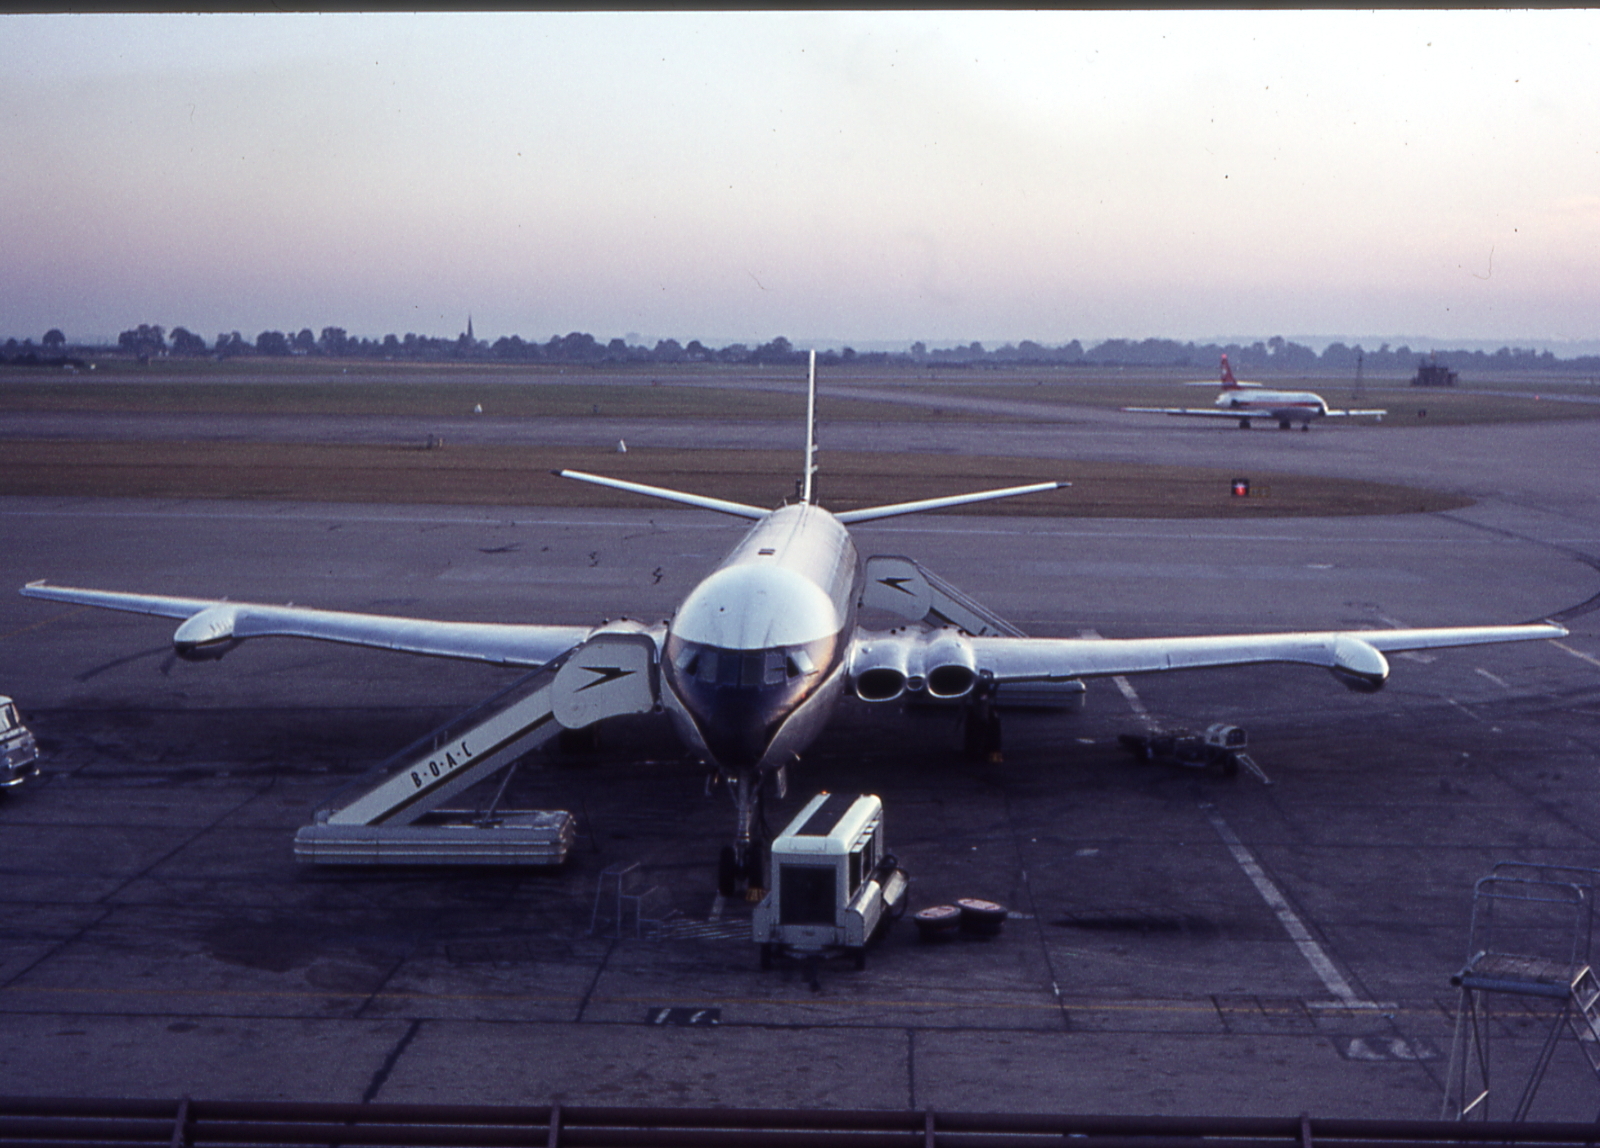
752,792,908,968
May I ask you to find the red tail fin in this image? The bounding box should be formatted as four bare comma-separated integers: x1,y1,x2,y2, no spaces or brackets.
1219,354,1239,389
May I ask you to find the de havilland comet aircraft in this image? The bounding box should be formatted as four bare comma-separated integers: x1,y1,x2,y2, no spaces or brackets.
22,353,1561,891
1124,353,1388,430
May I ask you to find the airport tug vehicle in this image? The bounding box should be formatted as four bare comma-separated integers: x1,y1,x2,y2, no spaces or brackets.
1116,722,1255,777
752,792,909,970
0,696,40,788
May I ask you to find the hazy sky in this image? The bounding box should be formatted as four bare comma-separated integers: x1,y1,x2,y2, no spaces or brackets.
3,10,1598,348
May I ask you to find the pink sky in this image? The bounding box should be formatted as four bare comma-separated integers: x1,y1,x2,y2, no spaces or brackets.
3,11,1598,349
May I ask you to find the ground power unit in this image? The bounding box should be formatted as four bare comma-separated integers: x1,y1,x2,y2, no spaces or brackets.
752,792,909,969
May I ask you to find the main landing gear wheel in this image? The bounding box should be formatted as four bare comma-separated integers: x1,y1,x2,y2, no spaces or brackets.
962,702,1002,761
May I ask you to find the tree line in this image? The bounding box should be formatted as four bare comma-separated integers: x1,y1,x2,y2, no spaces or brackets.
3,325,1599,374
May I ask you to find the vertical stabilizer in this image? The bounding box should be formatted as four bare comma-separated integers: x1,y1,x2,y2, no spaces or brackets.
802,349,818,504
1220,354,1240,389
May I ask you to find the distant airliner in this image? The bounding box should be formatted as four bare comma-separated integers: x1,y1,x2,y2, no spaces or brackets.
1124,354,1387,430
24,354,1557,894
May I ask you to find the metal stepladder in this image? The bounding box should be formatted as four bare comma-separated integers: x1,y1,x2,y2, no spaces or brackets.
1442,862,1600,1121
589,862,678,940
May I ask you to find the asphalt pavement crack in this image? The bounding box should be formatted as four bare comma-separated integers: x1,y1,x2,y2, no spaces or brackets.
362,1018,422,1103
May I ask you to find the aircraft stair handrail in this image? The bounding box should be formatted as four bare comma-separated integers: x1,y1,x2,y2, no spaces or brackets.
309,653,573,822
917,562,1027,638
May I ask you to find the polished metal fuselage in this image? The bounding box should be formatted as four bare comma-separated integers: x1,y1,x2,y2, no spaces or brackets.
660,504,861,773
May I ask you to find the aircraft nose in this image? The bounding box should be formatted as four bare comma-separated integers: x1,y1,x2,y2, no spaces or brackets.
681,684,780,769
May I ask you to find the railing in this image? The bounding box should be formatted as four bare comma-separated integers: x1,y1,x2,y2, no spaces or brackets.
308,663,557,820
4,1097,1600,1148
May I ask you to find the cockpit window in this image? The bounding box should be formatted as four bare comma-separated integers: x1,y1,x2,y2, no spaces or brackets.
663,632,840,767
667,636,829,691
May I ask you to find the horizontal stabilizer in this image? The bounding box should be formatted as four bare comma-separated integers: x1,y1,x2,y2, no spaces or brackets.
837,481,1068,524
553,470,768,519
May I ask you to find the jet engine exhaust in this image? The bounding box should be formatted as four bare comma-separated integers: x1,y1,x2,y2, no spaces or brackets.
850,628,979,702
922,630,977,699
850,634,911,702
854,667,907,702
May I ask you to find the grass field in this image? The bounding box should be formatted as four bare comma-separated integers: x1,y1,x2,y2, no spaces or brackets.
5,359,1572,514
3,358,1597,427
0,377,911,422
0,439,1469,518
979,381,1600,427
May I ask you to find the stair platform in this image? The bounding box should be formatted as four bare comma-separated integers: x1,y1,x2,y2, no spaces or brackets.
294,809,575,865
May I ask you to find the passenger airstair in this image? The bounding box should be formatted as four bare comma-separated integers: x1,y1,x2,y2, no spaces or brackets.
863,554,1025,638
1442,862,1600,1121
293,627,658,866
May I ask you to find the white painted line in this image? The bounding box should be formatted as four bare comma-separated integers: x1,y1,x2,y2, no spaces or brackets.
1473,667,1510,690
1080,628,1156,728
1110,675,1151,720
1552,640,1600,671
1202,805,1374,1009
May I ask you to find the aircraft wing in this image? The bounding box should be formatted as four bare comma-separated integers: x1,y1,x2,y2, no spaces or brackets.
966,623,1567,691
21,582,593,668
1122,406,1244,419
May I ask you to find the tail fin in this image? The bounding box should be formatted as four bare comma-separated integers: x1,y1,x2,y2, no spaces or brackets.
557,352,1069,524
802,349,818,504
1220,354,1239,389
554,351,821,522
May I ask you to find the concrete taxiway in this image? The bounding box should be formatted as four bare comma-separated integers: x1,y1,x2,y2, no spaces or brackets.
1,404,1597,1117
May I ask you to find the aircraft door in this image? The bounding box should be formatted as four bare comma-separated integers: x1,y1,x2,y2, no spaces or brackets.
551,630,660,729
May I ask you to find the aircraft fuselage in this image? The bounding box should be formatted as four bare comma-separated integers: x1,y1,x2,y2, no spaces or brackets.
660,503,861,774
1214,388,1329,425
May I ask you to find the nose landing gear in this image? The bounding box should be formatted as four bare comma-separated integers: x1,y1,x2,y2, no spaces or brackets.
718,843,765,899
711,764,787,899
